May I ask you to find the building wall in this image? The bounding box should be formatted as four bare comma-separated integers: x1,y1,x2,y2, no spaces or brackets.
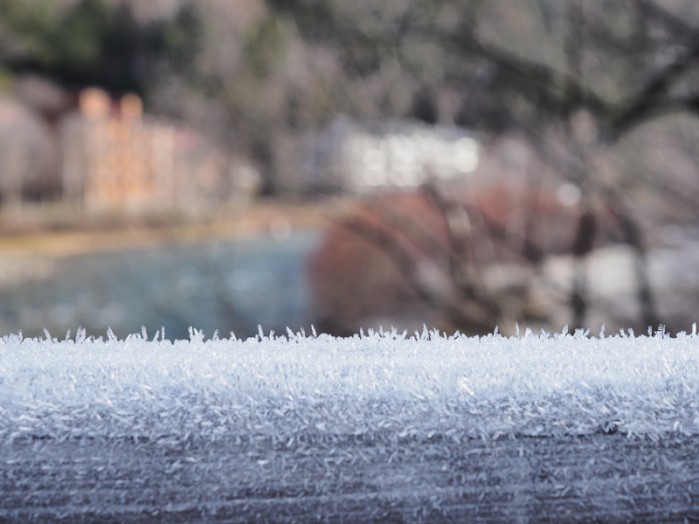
291,117,480,195
60,88,238,216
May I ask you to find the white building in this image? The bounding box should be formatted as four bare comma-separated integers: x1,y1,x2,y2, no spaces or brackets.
284,116,479,194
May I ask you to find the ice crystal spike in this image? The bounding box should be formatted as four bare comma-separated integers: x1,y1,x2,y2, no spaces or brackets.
0,330,697,446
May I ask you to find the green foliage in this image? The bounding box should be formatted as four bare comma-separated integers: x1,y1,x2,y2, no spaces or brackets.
1,0,107,73
242,15,288,79
155,4,203,79
265,0,342,39
0,68,12,93
0,0,203,93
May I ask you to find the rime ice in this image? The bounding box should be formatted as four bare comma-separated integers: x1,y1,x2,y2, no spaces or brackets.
1,328,697,442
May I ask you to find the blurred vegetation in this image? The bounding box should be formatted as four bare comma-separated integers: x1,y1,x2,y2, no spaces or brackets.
4,0,699,334
2,0,698,192
0,0,202,93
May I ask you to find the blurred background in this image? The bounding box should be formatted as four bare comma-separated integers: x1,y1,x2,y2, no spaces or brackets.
2,0,699,339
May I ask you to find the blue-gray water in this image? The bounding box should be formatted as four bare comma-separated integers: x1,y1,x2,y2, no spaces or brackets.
0,231,319,340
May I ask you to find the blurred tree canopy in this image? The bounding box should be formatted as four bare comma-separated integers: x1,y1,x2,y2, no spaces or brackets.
2,0,699,196
0,0,202,93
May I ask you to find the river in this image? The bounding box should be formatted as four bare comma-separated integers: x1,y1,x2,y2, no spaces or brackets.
0,231,319,340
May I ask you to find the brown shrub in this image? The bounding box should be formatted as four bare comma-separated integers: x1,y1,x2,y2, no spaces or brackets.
307,184,624,335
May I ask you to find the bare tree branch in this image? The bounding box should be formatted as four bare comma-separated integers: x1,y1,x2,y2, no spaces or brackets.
632,0,699,37
604,188,658,329
610,94,699,139
338,213,499,332
610,38,699,139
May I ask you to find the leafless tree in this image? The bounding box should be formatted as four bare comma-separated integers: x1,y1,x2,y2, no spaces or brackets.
306,0,699,334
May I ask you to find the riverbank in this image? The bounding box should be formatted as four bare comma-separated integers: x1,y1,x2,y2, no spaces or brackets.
0,199,341,257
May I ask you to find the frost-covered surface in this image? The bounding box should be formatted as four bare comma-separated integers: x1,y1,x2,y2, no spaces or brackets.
1,327,698,443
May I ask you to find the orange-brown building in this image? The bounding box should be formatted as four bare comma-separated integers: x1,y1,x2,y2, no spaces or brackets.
60,87,251,216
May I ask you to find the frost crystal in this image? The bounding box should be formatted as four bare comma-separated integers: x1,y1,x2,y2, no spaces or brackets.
0,329,697,442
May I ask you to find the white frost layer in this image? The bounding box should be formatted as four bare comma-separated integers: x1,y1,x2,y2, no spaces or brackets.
1,328,698,442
